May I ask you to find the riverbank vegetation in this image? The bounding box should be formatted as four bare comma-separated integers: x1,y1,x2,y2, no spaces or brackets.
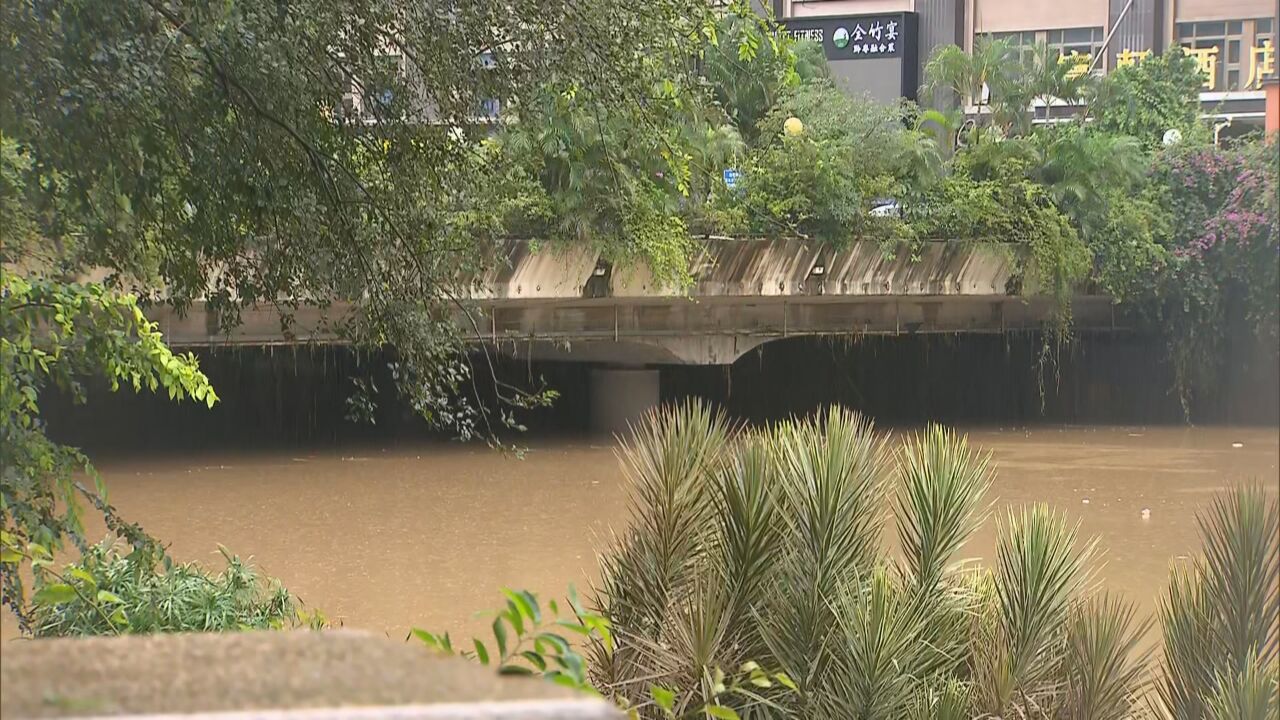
486,22,1277,415
4,2,1275,435
0,0,724,632
0,273,313,633
1,0,1275,655
423,403,1278,720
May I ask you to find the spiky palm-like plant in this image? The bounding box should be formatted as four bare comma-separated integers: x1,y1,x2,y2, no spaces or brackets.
590,400,731,700
592,404,1151,720
1063,593,1153,720
1154,483,1279,720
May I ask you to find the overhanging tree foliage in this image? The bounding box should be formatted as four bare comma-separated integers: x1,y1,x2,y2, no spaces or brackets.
0,0,736,633
1,0,723,437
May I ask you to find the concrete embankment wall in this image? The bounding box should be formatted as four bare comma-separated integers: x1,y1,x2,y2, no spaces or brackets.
43,329,1277,454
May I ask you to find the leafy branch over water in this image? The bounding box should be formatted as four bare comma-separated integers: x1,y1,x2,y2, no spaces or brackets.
0,271,312,634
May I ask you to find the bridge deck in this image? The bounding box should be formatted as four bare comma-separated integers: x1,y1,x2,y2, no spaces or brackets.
151,239,1125,365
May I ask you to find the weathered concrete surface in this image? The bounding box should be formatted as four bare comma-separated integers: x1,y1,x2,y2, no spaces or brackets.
146,239,1126,364
473,238,1015,299
0,630,618,719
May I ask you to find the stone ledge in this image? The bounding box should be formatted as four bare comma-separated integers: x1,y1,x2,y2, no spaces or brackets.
0,630,619,720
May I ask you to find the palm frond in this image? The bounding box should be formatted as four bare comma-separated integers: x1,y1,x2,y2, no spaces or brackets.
895,424,994,590
760,407,889,696
1155,482,1279,720
593,400,731,689
1198,483,1279,673
712,431,781,656
907,675,972,720
1156,563,1216,720
1200,650,1280,720
1063,592,1153,720
772,406,889,589
821,566,928,720
988,504,1097,714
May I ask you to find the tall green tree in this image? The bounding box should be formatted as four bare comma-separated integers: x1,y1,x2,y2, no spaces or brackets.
1,0,718,438
1087,48,1206,149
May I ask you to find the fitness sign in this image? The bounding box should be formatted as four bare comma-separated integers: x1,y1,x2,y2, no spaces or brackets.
779,12,916,60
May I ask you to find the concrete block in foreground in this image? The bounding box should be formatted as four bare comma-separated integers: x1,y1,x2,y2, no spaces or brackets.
0,630,620,720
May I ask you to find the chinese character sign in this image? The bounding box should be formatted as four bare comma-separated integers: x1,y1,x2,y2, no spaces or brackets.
1248,40,1275,89
778,13,912,60
1116,49,1150,69
1119,43,1271,90
1059,51,1091,79
1183,46,1220,90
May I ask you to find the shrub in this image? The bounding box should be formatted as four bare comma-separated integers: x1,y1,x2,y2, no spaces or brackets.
421,403,1277,720
584,402,1148,719
7,539,323,636
1153,483,1278,719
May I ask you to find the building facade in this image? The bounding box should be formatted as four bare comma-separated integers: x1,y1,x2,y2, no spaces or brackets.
774,0,1279,125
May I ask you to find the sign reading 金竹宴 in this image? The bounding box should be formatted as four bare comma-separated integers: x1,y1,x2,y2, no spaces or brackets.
779,13,915,61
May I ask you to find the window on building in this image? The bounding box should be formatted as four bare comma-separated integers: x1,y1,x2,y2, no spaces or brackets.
476,50,500,121
1252,19,1276,89
364,53,403,118
988,27,1104,73
989,30,1039,64
478,98,501,119
1045,27,1104,58
1176,19,1275,91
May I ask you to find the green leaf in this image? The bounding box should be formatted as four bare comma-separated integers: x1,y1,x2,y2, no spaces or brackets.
491,616,508,658
0,548,21,564
410,628,441,650
504,607,525,637
546,671,583,690
556,619,591,636
33,583,77,605
498,664,534,676
519,650,547,671
581,613,613,650
705,706,740,720
68,566,97,589
536,632,570,656
774,672,797,691
473,639,490,665
651,685,676,715
503,588,540,624
96,589,124,604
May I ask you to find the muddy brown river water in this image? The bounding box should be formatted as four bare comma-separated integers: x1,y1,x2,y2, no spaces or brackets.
2,425,1276,643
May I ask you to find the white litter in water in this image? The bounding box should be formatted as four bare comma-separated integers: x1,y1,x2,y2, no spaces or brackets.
1231,442,1244,448
1141,508,1151,520
1082,498,1090,505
